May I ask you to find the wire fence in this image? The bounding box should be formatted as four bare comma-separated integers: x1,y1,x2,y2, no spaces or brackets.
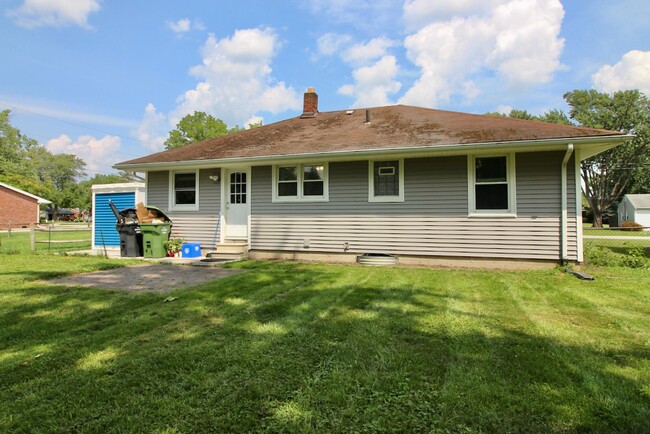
583,226,650,267
0,223,91,254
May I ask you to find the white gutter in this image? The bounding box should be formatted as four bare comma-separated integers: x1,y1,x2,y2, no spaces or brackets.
114,134,631,172
561,143,574,262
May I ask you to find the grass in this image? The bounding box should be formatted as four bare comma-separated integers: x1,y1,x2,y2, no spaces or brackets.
1,255,649,432
584,228,650,237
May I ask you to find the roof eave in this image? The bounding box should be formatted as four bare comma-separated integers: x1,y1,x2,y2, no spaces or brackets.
114,134,632,172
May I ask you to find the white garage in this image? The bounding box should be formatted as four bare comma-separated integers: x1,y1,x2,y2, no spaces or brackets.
618,194,650,229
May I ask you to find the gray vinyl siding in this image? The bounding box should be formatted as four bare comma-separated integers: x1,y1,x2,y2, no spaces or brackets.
146,169,221,248
251,152,578,261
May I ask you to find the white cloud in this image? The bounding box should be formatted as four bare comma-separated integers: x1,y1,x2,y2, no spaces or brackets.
133,103,167,152
338,56,401,107
46,134,121,174
403,0,502,30
341,37,396,65
316,33,352,56
333,37,402,107
592,50,650,96
167,18,205,34
168,18,190,33
134,27,300,148
169,28,301,127
6,0,101,29
400,0,565,107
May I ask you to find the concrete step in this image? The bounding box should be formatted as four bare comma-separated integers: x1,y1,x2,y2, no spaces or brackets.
206,252,247,260
211,241,248,255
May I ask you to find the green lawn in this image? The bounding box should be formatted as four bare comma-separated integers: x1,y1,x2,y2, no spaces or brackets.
1,254,649,432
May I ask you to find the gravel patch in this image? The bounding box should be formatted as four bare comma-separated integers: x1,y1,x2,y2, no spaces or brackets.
48,264,243,292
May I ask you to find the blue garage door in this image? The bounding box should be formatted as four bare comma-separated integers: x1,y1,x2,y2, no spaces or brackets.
94,192,135,247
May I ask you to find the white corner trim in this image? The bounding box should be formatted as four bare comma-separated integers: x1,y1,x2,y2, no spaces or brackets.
368,158,405,203
575,148,584,262
560,143,574,262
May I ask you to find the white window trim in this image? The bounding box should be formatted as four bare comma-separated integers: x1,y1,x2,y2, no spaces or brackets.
169,169,200,211
368,159,405,203
272,163,329,203
468,153,516,217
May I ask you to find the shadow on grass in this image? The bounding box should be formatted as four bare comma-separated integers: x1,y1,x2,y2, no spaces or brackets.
0,260,649,433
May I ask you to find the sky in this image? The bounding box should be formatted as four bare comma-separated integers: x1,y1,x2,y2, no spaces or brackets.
1,0,649,177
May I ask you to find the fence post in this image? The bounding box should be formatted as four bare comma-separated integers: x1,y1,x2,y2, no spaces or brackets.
30,223,35,252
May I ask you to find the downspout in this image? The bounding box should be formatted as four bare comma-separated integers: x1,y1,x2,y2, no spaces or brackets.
561,143,574,263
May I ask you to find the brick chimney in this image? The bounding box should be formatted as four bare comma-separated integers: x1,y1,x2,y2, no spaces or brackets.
301,87,318,118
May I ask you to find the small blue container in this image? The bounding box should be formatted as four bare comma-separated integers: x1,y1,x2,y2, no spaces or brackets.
181,243,201,258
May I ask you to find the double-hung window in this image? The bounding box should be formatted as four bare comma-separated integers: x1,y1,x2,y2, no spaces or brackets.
273,163,328,202
171,170,199,210
369,159,404,202
468,154,516,215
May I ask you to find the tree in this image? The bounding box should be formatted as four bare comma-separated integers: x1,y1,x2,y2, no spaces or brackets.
164,111,262,149
564,89,650,227
74,173,134,210
165,112,230,149
0,109,38,177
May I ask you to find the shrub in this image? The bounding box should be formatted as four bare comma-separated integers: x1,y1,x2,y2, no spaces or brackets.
620,246,648,269
584,245,619,266
620,221,643,232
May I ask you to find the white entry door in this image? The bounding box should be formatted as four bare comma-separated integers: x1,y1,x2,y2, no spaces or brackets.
225,169,249,239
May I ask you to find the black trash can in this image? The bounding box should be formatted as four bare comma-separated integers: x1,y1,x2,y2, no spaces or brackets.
116,222,143,257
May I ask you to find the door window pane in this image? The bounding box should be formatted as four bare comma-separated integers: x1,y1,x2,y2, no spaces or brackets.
229,172,247,204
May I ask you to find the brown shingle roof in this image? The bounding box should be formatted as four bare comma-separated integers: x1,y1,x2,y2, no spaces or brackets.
116,105,623,167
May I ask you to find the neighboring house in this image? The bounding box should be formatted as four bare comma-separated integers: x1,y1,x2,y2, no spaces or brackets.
0,182,51,229
618,194,650,228
45,207,79,221
115,89,630,267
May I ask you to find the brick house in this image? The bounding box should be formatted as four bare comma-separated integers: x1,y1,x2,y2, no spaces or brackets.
0,182,51,229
